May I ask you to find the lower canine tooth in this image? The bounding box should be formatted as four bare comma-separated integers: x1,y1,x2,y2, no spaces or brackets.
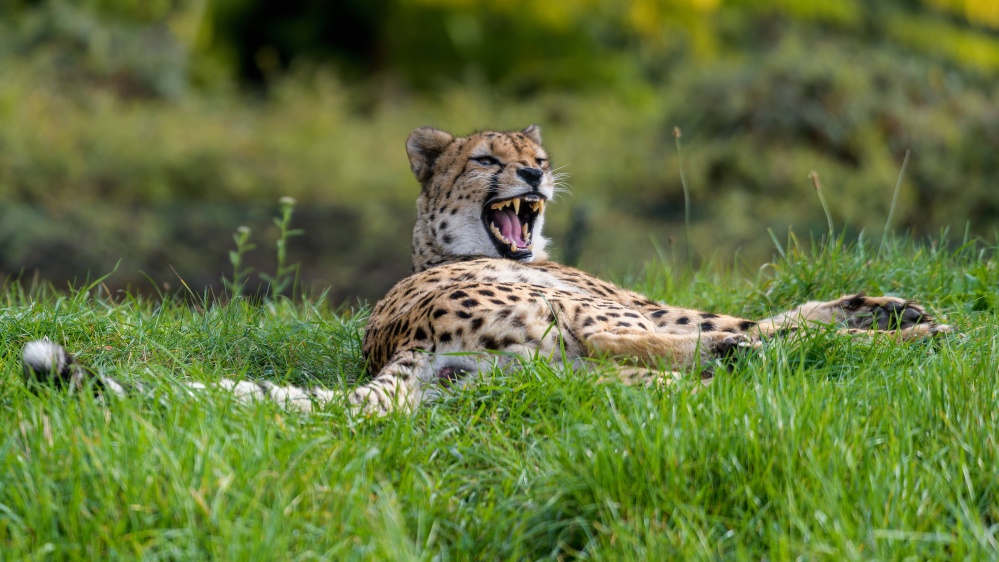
490,223,503,239
510,242,517,252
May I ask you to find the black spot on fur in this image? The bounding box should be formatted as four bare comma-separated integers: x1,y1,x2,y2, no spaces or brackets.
738,320,757,331
460,298,479,308
700,321,716,332
500,336,519,348
433,308,448,318
450,290,469,300
457,311,472,319
701,313,719,319
439,331,453,343
677,316,690,325
582,317,595,327
414,327,428,340
471,317,484,330
651,310,668,319
624,312,639,318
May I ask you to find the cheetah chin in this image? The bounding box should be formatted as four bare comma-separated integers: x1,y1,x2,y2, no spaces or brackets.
483,193,546,260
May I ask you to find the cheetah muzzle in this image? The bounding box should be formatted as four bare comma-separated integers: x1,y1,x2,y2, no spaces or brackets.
484,193,546,260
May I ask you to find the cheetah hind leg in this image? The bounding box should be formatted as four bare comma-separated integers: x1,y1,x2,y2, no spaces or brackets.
346,350,435,417
756,294,953,339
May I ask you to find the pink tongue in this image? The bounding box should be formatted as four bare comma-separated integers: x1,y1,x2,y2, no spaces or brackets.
494,208,526,246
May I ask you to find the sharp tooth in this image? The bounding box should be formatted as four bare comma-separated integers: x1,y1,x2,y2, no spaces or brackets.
512,198,520,215
537,200,545,213
530,201,539,212
490,223,503,239
491,202,505,210
510,241,518,252
526,244,533,251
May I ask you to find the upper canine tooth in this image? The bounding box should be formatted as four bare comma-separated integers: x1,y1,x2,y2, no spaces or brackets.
512,199,520,215
537,200,545,212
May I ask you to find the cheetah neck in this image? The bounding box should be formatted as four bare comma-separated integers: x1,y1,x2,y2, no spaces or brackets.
410,218,550,272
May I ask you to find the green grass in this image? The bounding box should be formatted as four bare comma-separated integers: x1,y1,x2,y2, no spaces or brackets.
1,238,997,560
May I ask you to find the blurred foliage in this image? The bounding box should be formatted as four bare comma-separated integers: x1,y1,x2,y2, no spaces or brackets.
0,0,997,301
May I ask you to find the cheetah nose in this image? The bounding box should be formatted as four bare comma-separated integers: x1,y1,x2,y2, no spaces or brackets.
517,167,543,189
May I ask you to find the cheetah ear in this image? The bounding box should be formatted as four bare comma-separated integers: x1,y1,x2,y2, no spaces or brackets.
406,127,455,185
522,124,542,145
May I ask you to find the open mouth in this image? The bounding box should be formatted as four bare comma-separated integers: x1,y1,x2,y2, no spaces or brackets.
482,193,546,259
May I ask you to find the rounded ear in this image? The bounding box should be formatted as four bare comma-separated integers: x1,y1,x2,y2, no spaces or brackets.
522,124,542,145
406,127,455,184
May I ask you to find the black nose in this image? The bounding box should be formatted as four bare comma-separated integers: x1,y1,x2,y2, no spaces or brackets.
517,167,543,189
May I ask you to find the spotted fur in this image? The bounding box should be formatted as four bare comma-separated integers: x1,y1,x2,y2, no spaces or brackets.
20,126,952,416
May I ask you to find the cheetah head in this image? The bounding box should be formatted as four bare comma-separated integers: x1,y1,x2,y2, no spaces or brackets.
406,125,556,271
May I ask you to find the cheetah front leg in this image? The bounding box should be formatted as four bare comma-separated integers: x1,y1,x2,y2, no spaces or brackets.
756,294,953,339
583,330,748,370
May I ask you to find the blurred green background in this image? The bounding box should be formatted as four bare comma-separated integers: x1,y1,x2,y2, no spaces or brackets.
1,0,997,303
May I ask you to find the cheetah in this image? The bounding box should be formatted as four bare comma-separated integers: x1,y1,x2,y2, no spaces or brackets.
21,125,951,416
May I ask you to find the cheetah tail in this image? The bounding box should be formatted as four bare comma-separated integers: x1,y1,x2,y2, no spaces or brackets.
22,338,129,397
21,338,339,413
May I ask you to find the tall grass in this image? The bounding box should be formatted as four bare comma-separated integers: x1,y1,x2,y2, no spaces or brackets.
1,236,995,559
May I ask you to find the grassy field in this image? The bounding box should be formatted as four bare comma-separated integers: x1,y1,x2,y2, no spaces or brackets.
1,236,997,560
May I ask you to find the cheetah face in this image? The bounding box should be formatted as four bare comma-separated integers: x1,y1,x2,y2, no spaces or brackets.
406,125,557,270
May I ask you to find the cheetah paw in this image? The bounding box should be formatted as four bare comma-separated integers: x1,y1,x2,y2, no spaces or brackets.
707,333,762,360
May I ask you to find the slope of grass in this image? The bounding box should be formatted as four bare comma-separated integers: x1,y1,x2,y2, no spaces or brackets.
1,238,996,560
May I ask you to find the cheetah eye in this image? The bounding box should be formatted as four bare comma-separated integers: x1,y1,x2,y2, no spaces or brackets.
473,156,500,167
535,157,547,166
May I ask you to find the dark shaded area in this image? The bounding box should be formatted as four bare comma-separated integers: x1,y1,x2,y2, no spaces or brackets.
211,0,388,85
0,203,412,304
